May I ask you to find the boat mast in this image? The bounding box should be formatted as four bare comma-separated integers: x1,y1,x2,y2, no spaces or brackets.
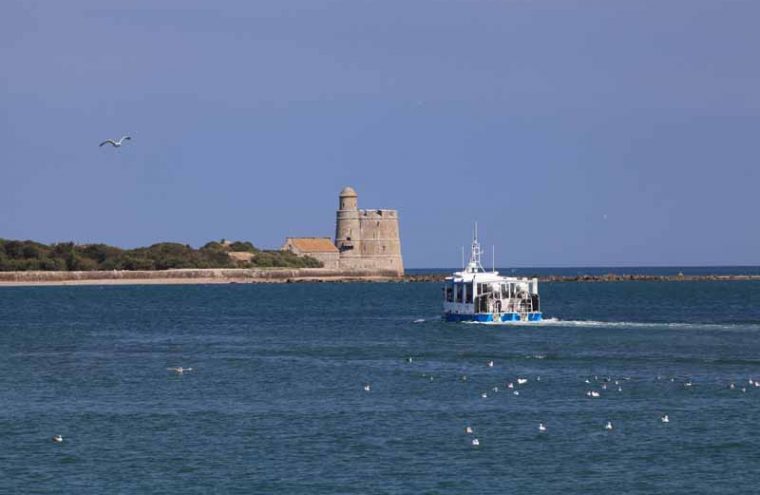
466,222,484,273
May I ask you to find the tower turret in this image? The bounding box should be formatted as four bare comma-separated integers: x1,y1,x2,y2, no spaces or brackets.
338,186,358,210
335,186,361,255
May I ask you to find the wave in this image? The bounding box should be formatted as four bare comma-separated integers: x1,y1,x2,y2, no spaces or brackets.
461,318,760,331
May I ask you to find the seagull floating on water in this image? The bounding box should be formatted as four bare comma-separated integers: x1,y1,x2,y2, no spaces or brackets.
99,136,131,148
471,438,480,446
586,390,600,398
604,421,613,431
507,382,514,389
167,366,192,374
487,360,494,368
512,390,519,396
465,426,473,434
517,378,528,385
660,414,670,423
538,423,547,432
363,384,371,392
52,434,63,443
481,392,488,399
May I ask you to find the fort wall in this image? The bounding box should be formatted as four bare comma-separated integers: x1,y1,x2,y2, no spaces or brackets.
334,188,403,276
285,187,404,277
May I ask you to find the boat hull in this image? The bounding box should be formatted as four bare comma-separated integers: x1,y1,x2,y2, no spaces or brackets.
444,312,543,323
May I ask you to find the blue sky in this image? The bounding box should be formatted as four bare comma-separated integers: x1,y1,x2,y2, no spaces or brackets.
2,0,759,267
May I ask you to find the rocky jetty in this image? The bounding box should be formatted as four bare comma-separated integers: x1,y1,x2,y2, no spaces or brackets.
402,273,760,283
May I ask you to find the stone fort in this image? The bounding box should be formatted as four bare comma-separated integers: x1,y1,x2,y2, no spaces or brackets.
281,187,404,276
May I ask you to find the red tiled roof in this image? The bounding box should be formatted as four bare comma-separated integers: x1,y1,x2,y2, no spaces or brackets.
286,237,338,253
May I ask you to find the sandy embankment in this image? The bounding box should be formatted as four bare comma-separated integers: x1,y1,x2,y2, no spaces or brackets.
0,268,403,287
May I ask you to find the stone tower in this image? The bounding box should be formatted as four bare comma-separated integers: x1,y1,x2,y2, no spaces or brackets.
335,186,361,256
334,186,404,275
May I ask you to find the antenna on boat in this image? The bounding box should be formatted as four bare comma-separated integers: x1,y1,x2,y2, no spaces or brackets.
466,222,484,273
492,245,495,273
461,246,465,269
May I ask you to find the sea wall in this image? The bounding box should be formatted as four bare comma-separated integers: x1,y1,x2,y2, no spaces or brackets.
404,273,760,283
2,270,759,287
0,268,403,286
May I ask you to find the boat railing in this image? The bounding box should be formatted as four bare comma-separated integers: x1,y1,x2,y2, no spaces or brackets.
488,294,535,316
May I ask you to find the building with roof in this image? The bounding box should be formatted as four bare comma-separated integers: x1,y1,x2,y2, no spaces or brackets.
281,187,404,276
281,237,340,269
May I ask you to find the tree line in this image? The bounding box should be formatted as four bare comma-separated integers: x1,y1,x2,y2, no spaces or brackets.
0,239,322,271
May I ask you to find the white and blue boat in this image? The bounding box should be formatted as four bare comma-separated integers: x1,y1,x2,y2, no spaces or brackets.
443,228,542,323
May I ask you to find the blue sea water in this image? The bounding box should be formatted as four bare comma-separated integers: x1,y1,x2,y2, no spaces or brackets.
2,281,760,494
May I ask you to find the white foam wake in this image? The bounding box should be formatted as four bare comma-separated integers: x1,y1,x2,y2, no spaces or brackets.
463,317,760,331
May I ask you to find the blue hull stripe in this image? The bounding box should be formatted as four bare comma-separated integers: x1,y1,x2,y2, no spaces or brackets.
444,312,543,323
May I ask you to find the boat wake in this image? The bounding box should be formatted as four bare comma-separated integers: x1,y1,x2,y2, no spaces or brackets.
464,318,760,331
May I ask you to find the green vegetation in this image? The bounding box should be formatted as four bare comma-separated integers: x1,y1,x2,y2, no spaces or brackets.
0,239,323,271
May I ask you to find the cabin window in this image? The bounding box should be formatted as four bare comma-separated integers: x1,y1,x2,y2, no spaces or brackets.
464,283,473,304
445,284,453,302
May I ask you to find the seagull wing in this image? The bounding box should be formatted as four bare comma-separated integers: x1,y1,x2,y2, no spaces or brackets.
119,136,132,144
99,140,116,147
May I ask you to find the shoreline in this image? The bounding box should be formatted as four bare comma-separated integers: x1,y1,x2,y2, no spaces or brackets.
0,269,759,287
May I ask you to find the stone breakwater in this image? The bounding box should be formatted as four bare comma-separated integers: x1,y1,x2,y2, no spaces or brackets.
403,273,760,283
0,268,403,286
1,270,759,287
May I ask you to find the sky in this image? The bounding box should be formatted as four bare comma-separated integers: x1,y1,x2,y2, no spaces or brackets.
2,0,759,267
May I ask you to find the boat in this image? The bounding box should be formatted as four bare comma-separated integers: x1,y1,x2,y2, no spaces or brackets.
443,228,542,323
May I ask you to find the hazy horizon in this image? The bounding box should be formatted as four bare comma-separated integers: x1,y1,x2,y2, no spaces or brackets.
3,1,759,267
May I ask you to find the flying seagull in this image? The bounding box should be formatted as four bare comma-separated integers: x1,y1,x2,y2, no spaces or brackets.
99,136,132,148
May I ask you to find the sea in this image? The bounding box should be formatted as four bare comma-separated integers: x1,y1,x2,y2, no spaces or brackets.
2,273,760,493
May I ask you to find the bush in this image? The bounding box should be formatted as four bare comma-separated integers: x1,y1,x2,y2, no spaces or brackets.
229,241,257,253
0,238,323,271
